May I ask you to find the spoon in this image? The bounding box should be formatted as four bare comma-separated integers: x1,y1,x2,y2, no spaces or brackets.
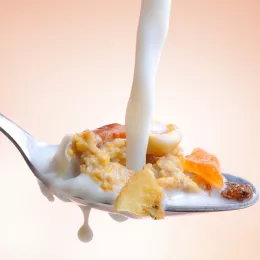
0,113,258,219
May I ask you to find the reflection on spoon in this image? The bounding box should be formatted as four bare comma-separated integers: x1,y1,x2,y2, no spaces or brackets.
108,213,128,222
37,180,55,202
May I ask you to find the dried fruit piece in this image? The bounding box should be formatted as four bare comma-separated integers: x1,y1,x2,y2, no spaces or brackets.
221,182,253,202
183,148,224,188
93,123,126,146
115,166,165,219
147,123,182,156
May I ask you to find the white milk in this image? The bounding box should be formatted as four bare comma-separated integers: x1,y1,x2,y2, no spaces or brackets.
77,206,93,243
125,0,172,171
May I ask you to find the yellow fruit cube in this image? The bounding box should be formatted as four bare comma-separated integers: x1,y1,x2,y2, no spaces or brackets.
115,166,165,219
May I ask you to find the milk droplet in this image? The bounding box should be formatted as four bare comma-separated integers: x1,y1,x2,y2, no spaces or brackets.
77,206,93,243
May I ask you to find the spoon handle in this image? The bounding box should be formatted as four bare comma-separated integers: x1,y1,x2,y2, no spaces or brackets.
0,113,57,186
0,113,34,159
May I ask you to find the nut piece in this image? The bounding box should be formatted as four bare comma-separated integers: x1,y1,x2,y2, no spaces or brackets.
221,182,253,202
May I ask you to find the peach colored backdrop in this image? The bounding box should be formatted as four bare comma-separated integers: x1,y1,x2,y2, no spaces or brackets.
0,1,259,259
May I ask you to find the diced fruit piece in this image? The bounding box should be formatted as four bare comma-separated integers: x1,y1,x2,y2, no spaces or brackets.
147,123,182,156
115,166,165,219
93,123,126,146
221,182,253,202
183,148,224,188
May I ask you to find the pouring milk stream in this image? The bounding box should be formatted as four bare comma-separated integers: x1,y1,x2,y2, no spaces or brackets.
125,0,172,171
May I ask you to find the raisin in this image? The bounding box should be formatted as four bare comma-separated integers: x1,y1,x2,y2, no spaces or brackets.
221,182,253,202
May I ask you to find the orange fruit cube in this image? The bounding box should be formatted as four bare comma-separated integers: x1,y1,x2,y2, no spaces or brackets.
183,148,224,188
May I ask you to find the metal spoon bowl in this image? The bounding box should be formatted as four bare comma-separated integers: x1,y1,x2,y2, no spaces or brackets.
0,113,258,219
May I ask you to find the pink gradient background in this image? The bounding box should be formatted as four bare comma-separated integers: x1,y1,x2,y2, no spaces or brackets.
0,0,259,259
